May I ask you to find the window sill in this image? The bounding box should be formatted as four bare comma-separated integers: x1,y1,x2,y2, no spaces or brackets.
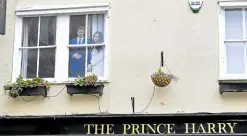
46,80,110,85
218,79,247,83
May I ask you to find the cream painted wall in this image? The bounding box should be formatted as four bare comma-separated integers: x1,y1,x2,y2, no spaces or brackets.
1,0,247,116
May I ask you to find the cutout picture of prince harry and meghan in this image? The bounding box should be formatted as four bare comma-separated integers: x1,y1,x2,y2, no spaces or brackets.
69,14,104,78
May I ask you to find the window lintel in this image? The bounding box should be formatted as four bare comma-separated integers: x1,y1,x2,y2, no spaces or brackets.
219,1,247,8
15,3,110,16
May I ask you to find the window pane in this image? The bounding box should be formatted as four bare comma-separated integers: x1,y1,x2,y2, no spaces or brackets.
88,14,104,44
226,42,245,74
39,48,56,78
21,49,38,78
225,9,243,40
22,17,39,47
69,15,87,45
39,16,56,46
87,46,105,77
69,47,91,77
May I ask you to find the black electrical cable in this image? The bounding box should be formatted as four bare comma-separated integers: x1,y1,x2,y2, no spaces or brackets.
17,86,112,115
20,86,66,102
21,96,37,102
135,86,156,113
46,86,66,98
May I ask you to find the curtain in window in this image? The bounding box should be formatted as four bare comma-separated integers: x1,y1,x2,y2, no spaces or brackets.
21,21,29,79
92,14,104,38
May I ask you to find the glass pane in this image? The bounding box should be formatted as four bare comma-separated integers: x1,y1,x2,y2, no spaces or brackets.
22,17,39,47
226,42,245,74
39,16,56,46
21,49,38,78
69,47,91,77
87,46,105,77
225,9,243,40
39,48,56,78
69,15,87,45
88,14,104,44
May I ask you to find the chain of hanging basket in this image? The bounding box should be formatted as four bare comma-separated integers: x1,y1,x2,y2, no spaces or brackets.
151,51,179,87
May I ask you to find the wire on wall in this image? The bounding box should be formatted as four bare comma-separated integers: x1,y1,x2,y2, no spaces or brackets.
21,96,37,102
104,89,111,113
135,86,156,114
17,86,112,114
18,86,66,102
46,86,66,98
17,86,112,115
1,82,113,114
92,94,102,113
91,88,112,114
106,91,110,112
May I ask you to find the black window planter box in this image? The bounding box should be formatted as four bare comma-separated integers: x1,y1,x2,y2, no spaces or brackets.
18,86,48,97
66,84,104,96
219,82,247,94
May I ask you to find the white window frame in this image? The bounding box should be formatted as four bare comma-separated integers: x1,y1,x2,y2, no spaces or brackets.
12,3,110,83
218,1,247,80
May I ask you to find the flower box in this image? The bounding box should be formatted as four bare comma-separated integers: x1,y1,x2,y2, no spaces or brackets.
3,76,50,98
19,86,48,97
66,84,104,96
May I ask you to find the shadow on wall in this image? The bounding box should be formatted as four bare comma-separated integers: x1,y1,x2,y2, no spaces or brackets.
220,92,247,101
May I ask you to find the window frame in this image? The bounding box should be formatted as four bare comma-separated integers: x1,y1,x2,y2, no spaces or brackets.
218,1,247,81
12,3,110,83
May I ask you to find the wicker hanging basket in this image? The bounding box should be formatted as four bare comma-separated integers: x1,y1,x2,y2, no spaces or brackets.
151,51,178,87
151,68,172,87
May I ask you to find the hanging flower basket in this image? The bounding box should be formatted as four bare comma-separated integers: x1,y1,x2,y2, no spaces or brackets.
151,72,172,87
151,68,176,87
151,51,179,87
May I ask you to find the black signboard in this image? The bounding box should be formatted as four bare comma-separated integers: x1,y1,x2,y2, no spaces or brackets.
1,113,247,135
0,0,6,35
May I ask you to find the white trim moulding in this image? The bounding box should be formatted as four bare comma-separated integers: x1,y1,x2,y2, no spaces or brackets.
219,1,247,8
15,3,110,16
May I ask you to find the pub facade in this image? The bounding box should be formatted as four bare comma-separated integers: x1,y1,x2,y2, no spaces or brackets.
1,0,247,135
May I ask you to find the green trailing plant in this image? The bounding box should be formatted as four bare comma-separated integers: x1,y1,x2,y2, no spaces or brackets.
153,68,177,79
74,74,104,87
3,75,50,98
